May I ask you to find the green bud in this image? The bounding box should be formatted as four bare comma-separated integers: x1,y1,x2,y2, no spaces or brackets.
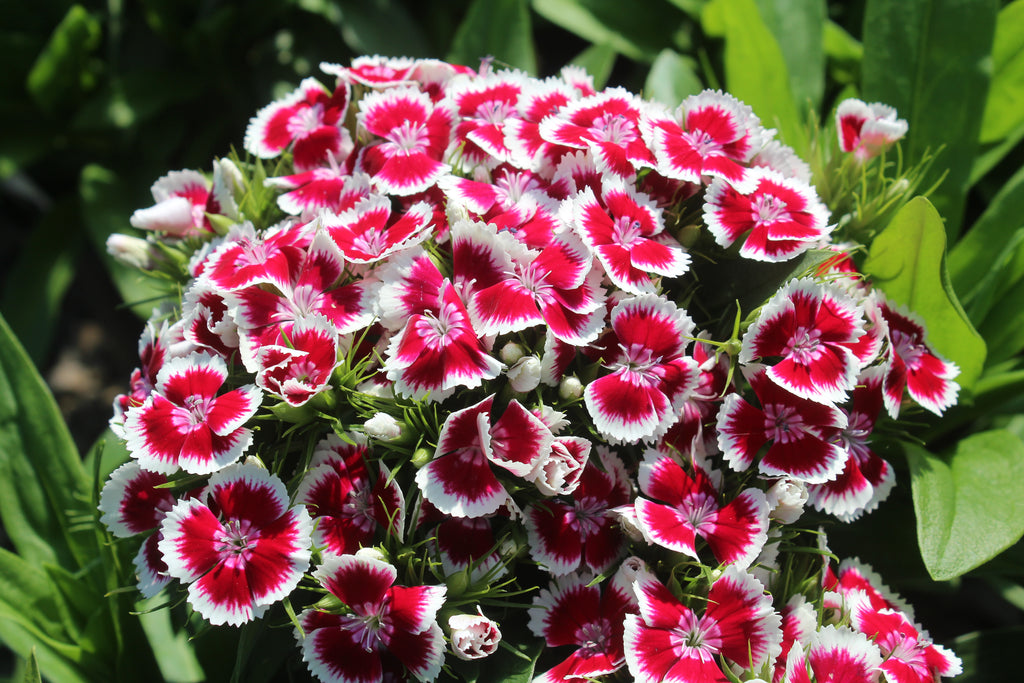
411,447,433,468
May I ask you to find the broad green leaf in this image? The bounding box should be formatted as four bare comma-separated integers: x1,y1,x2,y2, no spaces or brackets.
862,196,985,390
530,0,686,63
755,0,826,116
953,626,1024,683
645,49,703,107
448,0,536,73
25,5,101,115
0,197,82,366
703,0,807,155
569,43,618,90
979,0,1024,143
907,430,1024,580
949,153,1024,306
955,226,1024,327
970,121,1024,185
861,0,999,239
0,313,94,570
137,600,205,683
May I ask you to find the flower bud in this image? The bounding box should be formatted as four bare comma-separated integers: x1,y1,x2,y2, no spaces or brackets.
106,234,155,270
766,479,808,524
448,608,501,661
558,375,584,400
411,447,434,469
364,412,403,441
508,356,542,393
499,341,526,364
354,547,388,563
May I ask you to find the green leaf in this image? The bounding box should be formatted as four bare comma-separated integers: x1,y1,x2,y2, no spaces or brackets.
22,650,41,683
862,196,985,390
703,0,807,155
948,163,1024,314
332,0,431,58
755,0,826,116
0,312,95,570
530,0,686,63
448,0,536,73
907,430,1024,580
977,275,1024,364
569,43,618,90
823,20,863,89
0,196,83,365
136,600,204,683
644,49,703,107
979,0,1024,143
861,0,999,239
25,5,101,115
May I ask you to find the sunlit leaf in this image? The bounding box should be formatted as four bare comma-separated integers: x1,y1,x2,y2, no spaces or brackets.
448,0,536,73
862,196,985,390
645,49,703,107
907,430,1024,580
980,0,1024,143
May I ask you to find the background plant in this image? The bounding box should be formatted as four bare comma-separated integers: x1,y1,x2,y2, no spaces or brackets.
1,0,1022,681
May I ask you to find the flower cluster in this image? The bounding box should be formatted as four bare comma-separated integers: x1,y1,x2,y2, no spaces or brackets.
101,55,959,682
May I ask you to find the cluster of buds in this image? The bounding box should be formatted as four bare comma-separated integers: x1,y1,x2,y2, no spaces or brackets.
100,55,956,683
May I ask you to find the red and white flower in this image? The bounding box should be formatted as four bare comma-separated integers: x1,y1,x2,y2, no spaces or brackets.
323,194,434,264
836,98,908,161
584,294,700,442
295,433,404,557
784,624,884,683
703,169,832,262
740,278,867,404
524,447,631,575
253,314,339,406
124,352,262,475
634,449,769,569
572,180,690,295
244,77,352,171
415,395,552,517
643,89,764,192
297,554,446,683
129,160,242,237
877,299,960,417
624,565,782,682
356,86,454,195
717,366,848,483
158,463,312,625
528,563,638,683
447,608,501,661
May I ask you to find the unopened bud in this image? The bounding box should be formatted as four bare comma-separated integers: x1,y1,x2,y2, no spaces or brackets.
364,412,403,441
766,479,808,525
499,342,526,364
106,233,155,269
558,375,584,400
508,356,542,393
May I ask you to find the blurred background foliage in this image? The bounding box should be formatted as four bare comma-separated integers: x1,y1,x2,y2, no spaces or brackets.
1,0,1023,681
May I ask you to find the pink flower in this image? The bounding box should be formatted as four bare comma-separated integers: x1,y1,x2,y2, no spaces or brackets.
584,294,699,442
356,86,454,195
448,608,501,661
740,279,867,404
836,98,908,161
158,463,312,625
716,366,848,483
124,352,262,475
244,77,352,171
624,565,782,682
703,169,832,262
297,554,446,683
634,450,769,569
528,565,638,682
254,314,340,406
323,194,434,264
129,161,241,236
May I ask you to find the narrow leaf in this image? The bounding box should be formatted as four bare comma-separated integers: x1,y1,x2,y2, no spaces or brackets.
979,0,1024,143
0,313,93,569
23,650,42,683
569,43,618,90
755,0,826,116
907,430,1024,580
530,0,685,63
977,276,1024,364
25,5,101,114
448,0,536,73
862,196,985,390
861,0,999,238
704,0,807,155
